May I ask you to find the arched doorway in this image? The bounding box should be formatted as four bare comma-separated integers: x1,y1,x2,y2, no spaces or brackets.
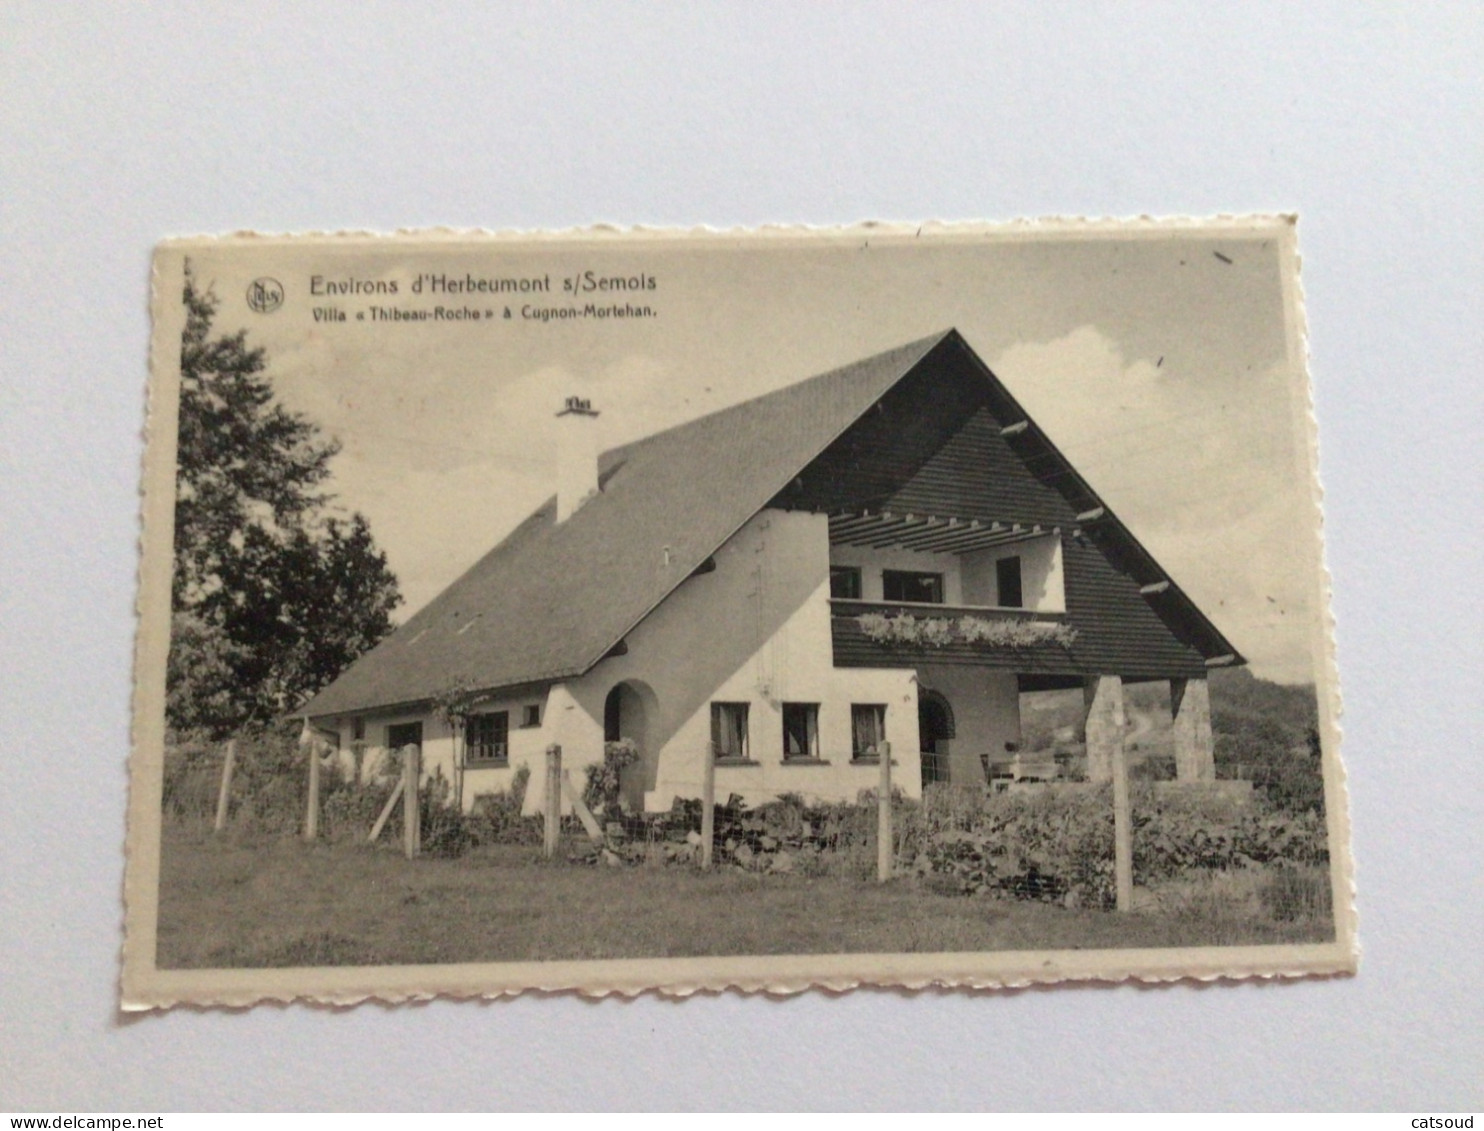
918,690,955,786
603,680,657,811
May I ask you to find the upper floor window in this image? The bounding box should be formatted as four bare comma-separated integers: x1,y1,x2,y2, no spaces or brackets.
882,569,943,604
467,712,509,764
996,556,1023,608
830,565,862,600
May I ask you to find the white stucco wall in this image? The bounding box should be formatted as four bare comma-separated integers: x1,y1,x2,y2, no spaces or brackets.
457,687,570,813
567,508,920,810
915,664,1023,787
326,508,1043,813
330,709,457,791
960,534,1065,612
829,535,1064,613
331,686,568,815
828,543,964,604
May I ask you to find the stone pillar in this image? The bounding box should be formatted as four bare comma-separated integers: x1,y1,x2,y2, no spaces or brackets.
1171,676,1215,781
1083,674,1125,783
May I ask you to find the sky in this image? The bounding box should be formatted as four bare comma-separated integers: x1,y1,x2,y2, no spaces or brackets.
178,224,1324,683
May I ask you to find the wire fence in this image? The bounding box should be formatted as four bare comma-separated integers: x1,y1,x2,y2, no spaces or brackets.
166,729,1331,928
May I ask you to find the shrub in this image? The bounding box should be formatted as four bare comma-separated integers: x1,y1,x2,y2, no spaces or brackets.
164,722,330,835
320,781,396,841
468,766,543,846
588,791,904,878
411,768,472,857
1130,785,1328,883
165,722,485,848
898,782,1330,908
566,775,1330,910
901,785,1117,905
1252,749,1326,816
162,738,225,822
1129,754,1177,782
583,740,639,819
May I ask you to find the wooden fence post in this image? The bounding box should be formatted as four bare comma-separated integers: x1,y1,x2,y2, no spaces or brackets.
402,743,420,859
213,738,236,834
560,770,605,843
543,744,562,859
1112,734,1133,913
877,740,893,883
700,744,716,870
367,776,404,843
303,732,320,842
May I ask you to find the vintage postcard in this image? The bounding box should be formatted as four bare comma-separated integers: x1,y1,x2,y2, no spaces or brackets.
124,219,1355,1008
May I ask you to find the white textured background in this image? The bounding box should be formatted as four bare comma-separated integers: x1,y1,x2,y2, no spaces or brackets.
2,2,1480,1112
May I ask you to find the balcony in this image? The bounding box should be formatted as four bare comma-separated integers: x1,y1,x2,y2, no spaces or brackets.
829,598,1080,673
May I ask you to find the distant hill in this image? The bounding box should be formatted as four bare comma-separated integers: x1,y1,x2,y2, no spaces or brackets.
1208,668,1323,812
1208,667,1318,735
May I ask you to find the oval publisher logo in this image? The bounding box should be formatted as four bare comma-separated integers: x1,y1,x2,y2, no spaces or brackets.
246,277,284,314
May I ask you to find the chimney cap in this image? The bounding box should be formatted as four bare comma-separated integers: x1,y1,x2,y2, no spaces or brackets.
557,395,599,418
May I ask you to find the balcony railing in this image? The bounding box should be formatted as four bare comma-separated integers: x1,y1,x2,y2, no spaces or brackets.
829,598,1066,621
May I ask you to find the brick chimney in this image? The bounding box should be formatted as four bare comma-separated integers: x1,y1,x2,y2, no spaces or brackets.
555,395,600,522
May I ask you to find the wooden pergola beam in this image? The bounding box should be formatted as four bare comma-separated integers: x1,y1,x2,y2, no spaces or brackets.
890,519,987,550
828,509,1062,553
854,517,924,547
828,511,889,537
888,517,962,549
927,530,1043,554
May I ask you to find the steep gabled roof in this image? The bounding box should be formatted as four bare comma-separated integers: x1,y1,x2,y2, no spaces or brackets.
301,329,1241,719
300,332,951,718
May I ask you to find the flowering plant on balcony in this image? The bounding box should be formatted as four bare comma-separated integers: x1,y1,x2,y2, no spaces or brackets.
856,612,1078,650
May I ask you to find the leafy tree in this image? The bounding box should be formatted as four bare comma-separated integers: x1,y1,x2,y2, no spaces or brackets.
165,612,249,736
168,267,401,737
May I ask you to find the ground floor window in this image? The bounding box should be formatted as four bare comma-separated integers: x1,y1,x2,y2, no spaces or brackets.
467,712,509,764
386,721,422,752
851,704,886,759
520,703,541,728
711,702,750,761
781,702,820,761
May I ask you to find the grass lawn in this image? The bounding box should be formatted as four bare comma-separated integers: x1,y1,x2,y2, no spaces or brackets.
156,822,1331,969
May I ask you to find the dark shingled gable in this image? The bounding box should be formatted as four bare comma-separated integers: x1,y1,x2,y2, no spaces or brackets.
299,332,951,718
300,329,1241,720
